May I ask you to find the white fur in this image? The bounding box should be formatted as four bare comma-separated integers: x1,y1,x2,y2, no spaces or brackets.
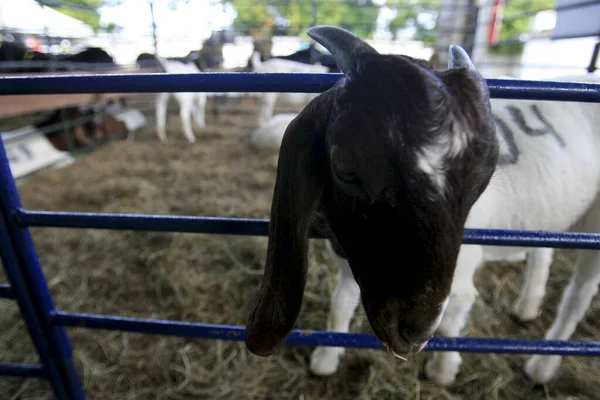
309,240,361,376
250,52,330,125
426,74,600,385
418,126,469,191
155,58,207,143
247,113,298,151
309,73,600,384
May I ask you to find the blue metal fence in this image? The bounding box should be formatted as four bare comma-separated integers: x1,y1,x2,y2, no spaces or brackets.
1,72,600,399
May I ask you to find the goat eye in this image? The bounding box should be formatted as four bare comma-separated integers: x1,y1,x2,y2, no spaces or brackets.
335,167,358,183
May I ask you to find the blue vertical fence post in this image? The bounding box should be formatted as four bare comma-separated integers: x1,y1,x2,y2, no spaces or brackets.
0,145,86,400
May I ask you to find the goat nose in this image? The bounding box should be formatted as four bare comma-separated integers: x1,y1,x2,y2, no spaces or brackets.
400,328,432,346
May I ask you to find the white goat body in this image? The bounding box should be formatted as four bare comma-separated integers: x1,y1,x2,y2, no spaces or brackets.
309,73,600,384
247,112,298,151
250,51,329,125
155,57,207,143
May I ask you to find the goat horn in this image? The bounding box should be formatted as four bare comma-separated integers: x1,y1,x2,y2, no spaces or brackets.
307,25,378,77
448,44,476,71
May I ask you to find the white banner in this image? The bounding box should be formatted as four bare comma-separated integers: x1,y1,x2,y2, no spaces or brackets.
2,126,75,179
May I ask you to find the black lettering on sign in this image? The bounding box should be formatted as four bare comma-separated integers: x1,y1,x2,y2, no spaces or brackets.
6,144,34,164
494,115,520,166
7,149,19,164
507,105,566,148
18,144,33,159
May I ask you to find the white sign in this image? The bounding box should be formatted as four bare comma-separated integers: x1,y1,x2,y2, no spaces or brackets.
2,126,75,179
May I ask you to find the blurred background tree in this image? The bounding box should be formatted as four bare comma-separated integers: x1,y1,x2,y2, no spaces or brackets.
488,0,556,54
40,0,559,55
36,0,124,33
221,0,381,38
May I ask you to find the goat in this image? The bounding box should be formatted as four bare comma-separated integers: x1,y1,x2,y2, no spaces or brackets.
250,51,330,126
246,113,298,151
243,25,600,387
152,57,207,143
0,42,116,73
418,72,600,386
272,43,340,72
244,24,498,368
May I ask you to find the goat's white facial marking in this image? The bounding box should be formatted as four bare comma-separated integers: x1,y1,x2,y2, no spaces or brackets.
433,296,450,331
414,296,449,352
417,128,468,191
417,145,447,191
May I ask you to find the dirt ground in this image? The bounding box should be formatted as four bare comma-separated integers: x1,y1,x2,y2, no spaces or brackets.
0,96,599,400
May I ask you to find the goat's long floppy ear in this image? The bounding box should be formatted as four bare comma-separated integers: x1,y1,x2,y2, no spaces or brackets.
245,94,331,357
306,25,378,78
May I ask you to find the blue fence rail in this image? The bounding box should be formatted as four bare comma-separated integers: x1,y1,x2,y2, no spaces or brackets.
1,73,600,400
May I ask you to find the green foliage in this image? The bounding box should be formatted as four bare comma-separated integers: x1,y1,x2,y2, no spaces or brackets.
38,0,123,32
222,0,381,38
387,0,442,44
488,0,556,54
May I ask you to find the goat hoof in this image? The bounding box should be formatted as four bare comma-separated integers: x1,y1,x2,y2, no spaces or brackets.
424,353,461,387
309,347,343,376
511,296,543,322
525,354,562,384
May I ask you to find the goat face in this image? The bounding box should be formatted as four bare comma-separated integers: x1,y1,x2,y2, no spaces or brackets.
245,26,499,358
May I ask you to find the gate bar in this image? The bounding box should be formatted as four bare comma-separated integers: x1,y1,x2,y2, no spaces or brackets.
0,145,86,399
0,209,70,399
0,362,45,379
51,310,600,356
0,283,14,299
15,209,600,250
0,74,599,102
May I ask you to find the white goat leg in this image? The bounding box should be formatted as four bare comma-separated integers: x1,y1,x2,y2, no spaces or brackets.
309,240,361,376
425,244,483,386
525,249,600,383
525,200,600,383
156,93,169,142
179,96,196,143
259,93,277,125
193,94,207,129
512,248,554,321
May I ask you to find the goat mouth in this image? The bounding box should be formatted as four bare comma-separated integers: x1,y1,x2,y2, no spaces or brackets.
374,325,430,360
382,337,430,359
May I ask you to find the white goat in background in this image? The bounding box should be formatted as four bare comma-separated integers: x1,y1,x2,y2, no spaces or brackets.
309,70,600,384
155,57,207,143
250,51,330,125
242,25,600,387
246,113,297,151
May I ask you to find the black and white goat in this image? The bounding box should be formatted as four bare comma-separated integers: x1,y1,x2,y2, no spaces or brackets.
243,25,600,386
272,43,340,72
0,42,116,73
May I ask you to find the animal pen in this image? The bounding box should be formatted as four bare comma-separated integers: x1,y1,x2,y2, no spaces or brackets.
1,1,600,400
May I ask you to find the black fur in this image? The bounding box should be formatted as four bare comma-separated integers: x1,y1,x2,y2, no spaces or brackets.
245,26,499,357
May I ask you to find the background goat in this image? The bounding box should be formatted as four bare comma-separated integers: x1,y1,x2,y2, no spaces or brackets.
249,51,330,125
0,42,116,73
150,56,207,143
245,113,297,151
272,43,340,72
419,72,600,386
